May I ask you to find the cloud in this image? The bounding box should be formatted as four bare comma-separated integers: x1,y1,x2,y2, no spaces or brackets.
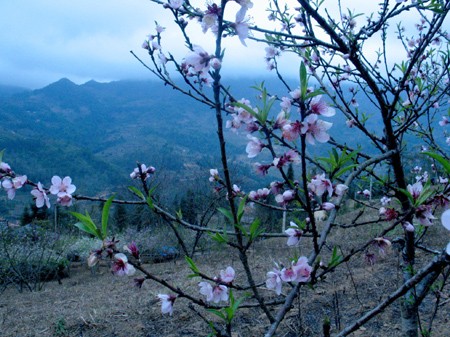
0,1,444,89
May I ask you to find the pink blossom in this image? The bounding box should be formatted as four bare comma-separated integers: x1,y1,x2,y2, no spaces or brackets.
87,250,102,268
275,190,295,205
403,221,415,232
292,256,312,282
360,189,371,198
415,205,435,226
167,0,184,9
130,164,155,180
199,282,228,303
265,46,279,59
285,222,303,246
346,119,356,128
219,266,235,284
282,121,302,141
210,58,221,70
158,294,176,315
57,193,73,207
301,114,332,145
254,163,271,176
270,181,284,194
280,267,297,282
439,176,449,184
309,95,335,117
49,176,76,195
407,181,423,201
249,188,270,201
202,12,218,34
266,269,282,295
155,24,165,34
199,282,214,302
246,135,264,158
380,196,391,206
209,168,219,182
184,45,211,73
439,116,449,126
0,162,12,174
308,173,333,197
373,237,391,255
334,184,348,196
321,202,335,211
31,182,50,208
233,4,250,46
111,253,136,276
2,175,27,200
280,97,292,112
124,242,140,259
212,284,229,303
274,110,289,129
289,88,301,100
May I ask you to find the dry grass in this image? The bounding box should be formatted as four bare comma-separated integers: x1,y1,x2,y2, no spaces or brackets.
1,207,450,336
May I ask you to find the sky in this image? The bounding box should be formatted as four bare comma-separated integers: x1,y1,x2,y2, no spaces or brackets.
0,1,417,89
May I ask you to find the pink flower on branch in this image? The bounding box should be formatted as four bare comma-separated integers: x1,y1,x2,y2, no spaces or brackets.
124,242,140,260
49,176,76,196
281,256,311,283
2,175,27,200
219,266,235,284
309,95,335,117
158,294,176,315
301,114,332,145
308,173,333,197
31,182,50,208
184,45,212,73
266,268,283,295
167,0,184,10
246,135,264,158
130,164,155,180
111,253,136,276
285,222,303,246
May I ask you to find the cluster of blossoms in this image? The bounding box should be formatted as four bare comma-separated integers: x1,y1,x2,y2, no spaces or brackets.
1,159,76,208
199,266,235,303
157,266,235,316
266,257,312,295
378,173,450,231
130,163,156,181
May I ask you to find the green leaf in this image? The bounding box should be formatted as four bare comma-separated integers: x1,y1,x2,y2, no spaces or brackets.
71,211,102,239
185,256,200,274
210,232,228,244
422,151,450,174
207,308,226,321
299,62,308,99
128,186,145,200
328,246,343,268
73,221,99,238
237,196,247,223
218,207,234,223
334,164,358,179
146,196,154,210
249,218,263,241
101,195,115,240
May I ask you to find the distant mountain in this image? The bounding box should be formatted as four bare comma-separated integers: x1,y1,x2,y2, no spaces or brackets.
0,78,256,215
1,77,438,218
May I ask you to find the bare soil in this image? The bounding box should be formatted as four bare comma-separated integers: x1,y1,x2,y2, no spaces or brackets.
1,212,450,337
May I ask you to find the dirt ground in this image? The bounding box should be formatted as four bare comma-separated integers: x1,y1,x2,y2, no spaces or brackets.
1,215,450,337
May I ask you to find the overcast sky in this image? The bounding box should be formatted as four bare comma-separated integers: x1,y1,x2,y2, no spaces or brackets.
0,1,417,89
